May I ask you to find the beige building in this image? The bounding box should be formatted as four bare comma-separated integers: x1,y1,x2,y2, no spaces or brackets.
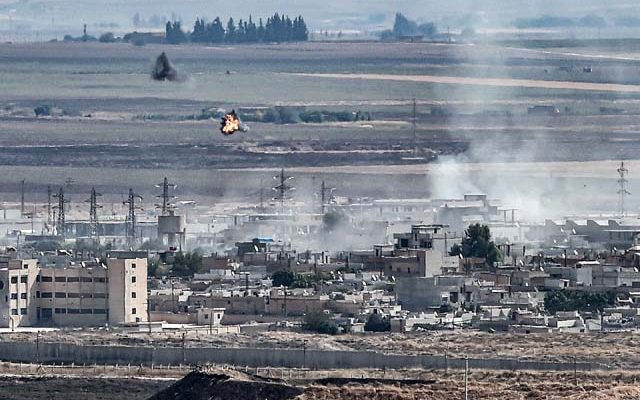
0,258,147,328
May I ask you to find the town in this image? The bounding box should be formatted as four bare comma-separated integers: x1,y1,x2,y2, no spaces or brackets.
2,167,637,336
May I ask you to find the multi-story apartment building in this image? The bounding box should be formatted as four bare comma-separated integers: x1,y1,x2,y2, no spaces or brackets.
0,258,147,328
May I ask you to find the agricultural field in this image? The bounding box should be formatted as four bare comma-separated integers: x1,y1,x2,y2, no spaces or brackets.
1,41,640,214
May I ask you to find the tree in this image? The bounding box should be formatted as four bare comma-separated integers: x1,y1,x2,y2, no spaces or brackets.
207,17,226,43
545,290,616,315
170,252,203,277
364,312,391,332
166,21,187,44
191,18,207,43
225,17,237,43
392,12,418,37
449,224,502,266
303,311,338,335
272,270,295,287
99,32,117,43
418,22,437,37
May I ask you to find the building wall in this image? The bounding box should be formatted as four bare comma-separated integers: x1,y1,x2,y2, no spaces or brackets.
0,260,38,328
0,258,148,328
38,266,108,326
107,258,147,325
396,276,467,311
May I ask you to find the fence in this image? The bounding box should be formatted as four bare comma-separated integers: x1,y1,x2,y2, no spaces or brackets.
0,341,596,372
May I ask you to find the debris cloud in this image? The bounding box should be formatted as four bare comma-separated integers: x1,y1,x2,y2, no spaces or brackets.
152,52,178,82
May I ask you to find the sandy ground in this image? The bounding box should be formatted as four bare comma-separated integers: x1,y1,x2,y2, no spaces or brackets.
293,73,640,93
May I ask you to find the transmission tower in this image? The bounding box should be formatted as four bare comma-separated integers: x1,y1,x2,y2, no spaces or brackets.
20,179,25,216
617,161,631,217
52,187,69,238
85,187,102,239
272,169,294,213
46,185,52,232
411,97,418,156
320,180,336,215
155,177,176,215
123,188,143,246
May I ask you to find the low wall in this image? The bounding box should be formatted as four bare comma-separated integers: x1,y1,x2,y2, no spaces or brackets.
0,341,595,372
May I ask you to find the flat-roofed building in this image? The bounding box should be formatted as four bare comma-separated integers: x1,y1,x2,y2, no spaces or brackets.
0,258,147,328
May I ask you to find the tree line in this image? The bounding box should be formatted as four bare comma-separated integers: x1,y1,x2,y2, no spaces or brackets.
166,13,309,44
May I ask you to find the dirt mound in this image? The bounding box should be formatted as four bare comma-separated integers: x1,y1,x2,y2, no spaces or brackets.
147,370,303,400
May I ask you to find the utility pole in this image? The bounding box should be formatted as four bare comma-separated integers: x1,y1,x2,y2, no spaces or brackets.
464,355,469,400
52,187,68,238
46,185,52,232
617,161,630,217
20,179,25,217
155,177,176,216
259,178,265,211
412,97,418,157
85,187,102,240
123,188,143,247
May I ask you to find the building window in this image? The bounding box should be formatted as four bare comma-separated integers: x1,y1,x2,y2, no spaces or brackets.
94,293,107,299
131,276,136,283
54,308,66,314
10,277,17,284
67,309,80,314
41,276,52,282
67,277,80,283
204,314,209,319
94,277,106,283
11,309,17,315
132,308,137,315
131,292,136,299
36,275,41,282
20,293,27,299
41,292,52,298
20,308,27,315
20,276,27,283
10,293,17,300
80,277,92,283
132,263,136,269
93,309,107,314
55,277,66,283
80,309,92,314
55,292,66,298
67,293,80,298
36,291,41,298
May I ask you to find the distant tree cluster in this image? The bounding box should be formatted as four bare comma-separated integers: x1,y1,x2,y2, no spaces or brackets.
166,13,308,45
514,14,607,29
380,12,437,40
544,290,616,315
